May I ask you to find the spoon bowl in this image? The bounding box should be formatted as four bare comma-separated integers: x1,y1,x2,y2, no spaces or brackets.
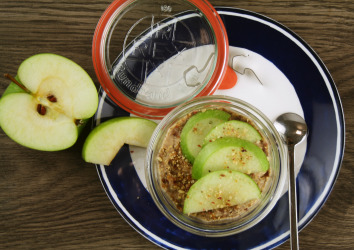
274,113,308,146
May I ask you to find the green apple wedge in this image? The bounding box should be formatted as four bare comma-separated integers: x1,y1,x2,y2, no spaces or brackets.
203,120,262,146
192,137,269,179
180,109,231,164
183,170,261,214
0,53,98,151
82,117,157,165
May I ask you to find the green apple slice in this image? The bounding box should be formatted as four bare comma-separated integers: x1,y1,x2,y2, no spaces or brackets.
180,110,231,164
183,170,261,214
203,120,262,146
192,137,269,179
0,54,98,151
82,117,157,165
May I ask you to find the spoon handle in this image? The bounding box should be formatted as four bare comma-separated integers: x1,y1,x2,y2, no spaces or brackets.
288,145,299,249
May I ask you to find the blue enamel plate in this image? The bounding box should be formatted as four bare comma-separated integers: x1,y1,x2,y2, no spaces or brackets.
94,8,344,249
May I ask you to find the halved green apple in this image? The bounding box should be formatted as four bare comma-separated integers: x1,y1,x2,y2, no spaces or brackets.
180,109,231,164
0,53,98,151
183,170,261,214
192,137,269,179
82,117,157,165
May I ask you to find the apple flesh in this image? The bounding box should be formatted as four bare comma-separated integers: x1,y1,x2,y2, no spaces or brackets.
82,117,157,165
180,110,231,164
192,137,269,179
0,53,98,151
183,170,261,214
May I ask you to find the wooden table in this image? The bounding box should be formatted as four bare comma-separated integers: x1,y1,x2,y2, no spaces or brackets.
0,0,352,249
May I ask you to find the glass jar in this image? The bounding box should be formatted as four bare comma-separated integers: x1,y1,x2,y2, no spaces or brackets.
145,95,287,237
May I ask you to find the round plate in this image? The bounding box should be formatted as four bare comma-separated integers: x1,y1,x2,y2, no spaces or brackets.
94,8,344,249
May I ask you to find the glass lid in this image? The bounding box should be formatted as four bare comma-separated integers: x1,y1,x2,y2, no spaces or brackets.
92,0,229,119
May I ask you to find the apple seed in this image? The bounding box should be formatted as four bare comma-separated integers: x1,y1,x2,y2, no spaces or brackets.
37,104,47,115
47,95,57,103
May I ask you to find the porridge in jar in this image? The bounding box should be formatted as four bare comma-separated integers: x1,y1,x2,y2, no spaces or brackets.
156,108,271,222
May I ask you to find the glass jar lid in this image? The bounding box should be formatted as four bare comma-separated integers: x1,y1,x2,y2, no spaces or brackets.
92,0,230,119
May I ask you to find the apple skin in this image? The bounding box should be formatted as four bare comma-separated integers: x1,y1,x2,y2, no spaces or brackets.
2,81,26,96
183,170,261,214
82,117,157,165
192,137,269,179
180,109,231,164
203,120,262,146
0,53,98,151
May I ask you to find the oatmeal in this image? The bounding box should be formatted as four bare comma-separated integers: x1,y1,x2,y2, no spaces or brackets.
157,108,271,222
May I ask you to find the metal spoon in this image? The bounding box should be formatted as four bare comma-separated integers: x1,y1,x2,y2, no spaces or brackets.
274,113,308,250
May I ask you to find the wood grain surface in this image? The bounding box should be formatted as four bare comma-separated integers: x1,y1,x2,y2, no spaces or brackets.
0,0,353,249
